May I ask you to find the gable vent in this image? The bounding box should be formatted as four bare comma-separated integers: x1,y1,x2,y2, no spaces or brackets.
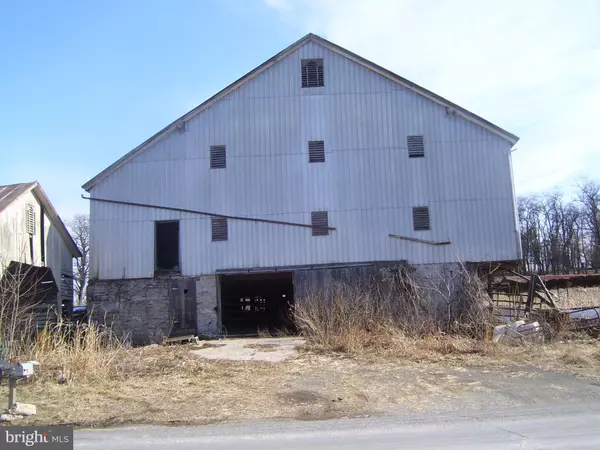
25,203,36,235
301,59,324,88
176,122,187,134
407,135,425,158
311,211,329,236
210,145,226,169
308,141,325,163
211,217,228,241
412,206,430,231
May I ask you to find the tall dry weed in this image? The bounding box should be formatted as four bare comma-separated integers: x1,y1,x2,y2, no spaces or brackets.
293,265,493,353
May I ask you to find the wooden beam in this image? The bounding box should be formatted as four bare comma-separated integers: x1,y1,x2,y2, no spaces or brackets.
388,234,451,246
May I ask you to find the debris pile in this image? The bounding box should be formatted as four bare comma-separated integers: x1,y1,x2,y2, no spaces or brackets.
493,320,543,344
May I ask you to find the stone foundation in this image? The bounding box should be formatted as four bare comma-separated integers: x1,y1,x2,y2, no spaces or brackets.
88,275,218,344
87,263,477,344
196,275,219,335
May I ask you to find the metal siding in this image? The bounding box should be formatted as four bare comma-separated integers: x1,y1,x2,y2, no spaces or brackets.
89,42,519,280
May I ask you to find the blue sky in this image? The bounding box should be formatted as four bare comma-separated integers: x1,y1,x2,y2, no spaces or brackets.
1,0,599,220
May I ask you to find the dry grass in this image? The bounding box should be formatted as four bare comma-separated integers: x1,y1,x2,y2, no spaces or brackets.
2,335,600,427
292,268,600,379
23,322,127,384
292,266,493,354
553,286,600,309
2,264,600,427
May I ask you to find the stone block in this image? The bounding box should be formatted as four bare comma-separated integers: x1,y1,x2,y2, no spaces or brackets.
9,403,36,416
0,413,20,422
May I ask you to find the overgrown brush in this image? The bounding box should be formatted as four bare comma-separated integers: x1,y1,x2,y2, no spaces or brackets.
25,321,128,383
293,264,494,353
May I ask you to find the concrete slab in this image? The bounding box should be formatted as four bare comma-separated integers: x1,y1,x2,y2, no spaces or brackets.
191,337,304,362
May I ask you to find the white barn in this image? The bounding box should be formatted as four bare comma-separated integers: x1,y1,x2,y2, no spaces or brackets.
84,34,520,342
0,182,81,320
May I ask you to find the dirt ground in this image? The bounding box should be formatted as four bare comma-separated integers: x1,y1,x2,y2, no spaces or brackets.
2,338,600,427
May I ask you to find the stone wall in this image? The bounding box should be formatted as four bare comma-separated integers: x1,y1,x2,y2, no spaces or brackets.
88,275,219,344
196,275,219,335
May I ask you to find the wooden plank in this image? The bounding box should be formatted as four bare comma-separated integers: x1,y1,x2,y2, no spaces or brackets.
388,234,451,246
163,334,197,344
535,275,557,309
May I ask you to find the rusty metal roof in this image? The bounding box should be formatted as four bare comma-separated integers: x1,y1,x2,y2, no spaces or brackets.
0,182,37,213
505,273,600,288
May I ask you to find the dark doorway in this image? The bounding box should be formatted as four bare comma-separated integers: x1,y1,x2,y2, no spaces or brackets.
155,221,179,272
220,272,295,336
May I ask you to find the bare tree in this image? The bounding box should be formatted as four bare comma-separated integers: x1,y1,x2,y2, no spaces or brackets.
517,181,600,275
68,214,90,305
578,181,600,270
0,258,55,356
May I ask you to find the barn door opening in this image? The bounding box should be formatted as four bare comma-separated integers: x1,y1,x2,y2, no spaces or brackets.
169,279,197,337
220,272,295,336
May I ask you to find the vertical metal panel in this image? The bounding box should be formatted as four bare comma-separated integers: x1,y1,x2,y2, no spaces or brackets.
89,41,519,280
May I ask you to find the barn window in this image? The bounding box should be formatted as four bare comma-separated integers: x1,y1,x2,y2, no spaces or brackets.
311,211,329,236
155,221,180,272
308,141,325,163
212,217,228,241
412,207,430,231
407,135,425,158
301,59,324,88
25,203,36,235
210,145,226,169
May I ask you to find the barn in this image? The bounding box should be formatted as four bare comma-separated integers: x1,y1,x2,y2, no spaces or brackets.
83,33,520,343
0,182,81,324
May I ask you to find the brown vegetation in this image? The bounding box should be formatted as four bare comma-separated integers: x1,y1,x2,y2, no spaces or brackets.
2,263,600,427
292,266,492,353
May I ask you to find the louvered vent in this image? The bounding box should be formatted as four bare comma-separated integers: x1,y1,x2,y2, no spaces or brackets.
308,141,325,163
210,145,226,169
407,135,425,158
211,217,228,241
412,207,430,231
25,204,36,235
301,59,324,88
311,211,329,236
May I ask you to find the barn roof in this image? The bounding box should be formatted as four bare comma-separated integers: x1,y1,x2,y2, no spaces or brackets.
0,181,81,258
83,33,519,191
0,182,37,213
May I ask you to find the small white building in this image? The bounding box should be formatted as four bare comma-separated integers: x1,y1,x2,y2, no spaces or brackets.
0,182,81,320
84,34,520,342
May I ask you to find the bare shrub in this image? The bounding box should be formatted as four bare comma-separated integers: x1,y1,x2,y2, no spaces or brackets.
0,261,58,357
428,264,493,337
293,265,493,353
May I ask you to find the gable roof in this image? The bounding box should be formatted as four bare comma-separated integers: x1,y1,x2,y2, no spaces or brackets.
0,182,36,212
83,33,519,191
0,182,81,258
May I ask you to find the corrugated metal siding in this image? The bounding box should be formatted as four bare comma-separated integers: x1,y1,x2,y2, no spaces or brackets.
89,41,519,280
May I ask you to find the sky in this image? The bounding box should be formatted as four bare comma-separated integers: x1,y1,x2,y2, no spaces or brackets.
1,0,599,220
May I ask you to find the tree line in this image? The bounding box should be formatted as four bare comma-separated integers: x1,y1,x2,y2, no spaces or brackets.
518,181,600,274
